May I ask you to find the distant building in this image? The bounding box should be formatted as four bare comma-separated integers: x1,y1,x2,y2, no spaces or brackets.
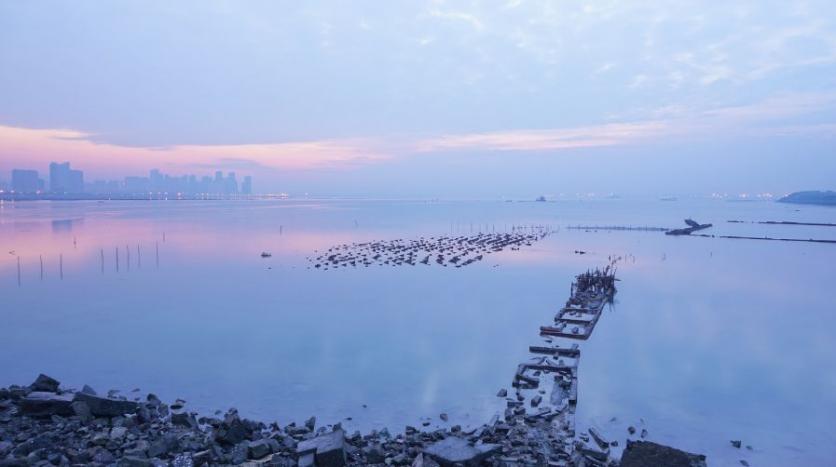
49,161,84,193
242,176,252,195
12,169,40,193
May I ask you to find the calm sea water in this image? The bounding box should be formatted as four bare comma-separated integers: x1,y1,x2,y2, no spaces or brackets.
1,198,834,466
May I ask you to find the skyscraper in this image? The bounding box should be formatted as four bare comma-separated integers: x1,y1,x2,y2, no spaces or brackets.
242,176,252,195
49,162,84,193
49,162,70,193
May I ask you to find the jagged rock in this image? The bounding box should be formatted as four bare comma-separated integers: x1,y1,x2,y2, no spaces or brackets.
620,440,707,467
215,411,254,445
171,454,194,467
19,391,74,416
730,440,742,449
29,374,60,393
110,426,128,440
74,392,139,417
248,439,273,459
422,437,500,466
305,416,317,431
297,429,346,467
81,384,98,395
71,400,93,422
171,411,198,429
496,389,507,398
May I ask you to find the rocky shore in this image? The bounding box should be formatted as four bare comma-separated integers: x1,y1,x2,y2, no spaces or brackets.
0,374,708,467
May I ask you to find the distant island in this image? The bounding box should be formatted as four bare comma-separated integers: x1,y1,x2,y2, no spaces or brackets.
778,190,836,206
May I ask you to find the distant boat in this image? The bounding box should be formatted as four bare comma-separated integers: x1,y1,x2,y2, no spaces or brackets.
260,252,272,258
659,196,678,201
535,196,547,202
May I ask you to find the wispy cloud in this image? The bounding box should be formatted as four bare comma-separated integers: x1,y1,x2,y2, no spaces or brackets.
0,126,387,176
414,122,669,152
2,92,835,178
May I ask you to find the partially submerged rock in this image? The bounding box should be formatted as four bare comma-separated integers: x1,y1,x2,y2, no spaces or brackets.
620,440,707,467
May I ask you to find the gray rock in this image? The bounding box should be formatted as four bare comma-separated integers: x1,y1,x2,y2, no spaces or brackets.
296,429,346,467
620,440,707,467
123,440,150,458
0,441,13,457
110,426,128,440
422,437,500,466
29,374,60,392
117,457,155,467
230,442,248,464
496,389,507,398
248,439,272,459
298,452,315,467
171,453,195,467
74,392,139,417
215,412,253,445
305,416,316,431
71,400,93,422
171,411,198,429
81,384,98,395
192,450,212,466
19,391,74,416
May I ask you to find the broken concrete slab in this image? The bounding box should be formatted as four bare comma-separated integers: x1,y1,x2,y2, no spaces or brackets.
296,429,346,467
73,392,139,417
19,391,74,416
422,436,501,466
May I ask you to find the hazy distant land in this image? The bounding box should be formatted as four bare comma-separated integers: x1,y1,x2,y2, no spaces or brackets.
778,191,836,206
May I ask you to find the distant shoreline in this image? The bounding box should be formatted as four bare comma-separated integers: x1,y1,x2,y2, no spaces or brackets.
777,190,836,206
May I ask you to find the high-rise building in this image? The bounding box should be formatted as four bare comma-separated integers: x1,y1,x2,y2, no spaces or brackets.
11,169,40,193
242,176,252,195
49,162,70,193
49,162,84,193
226,172,238,194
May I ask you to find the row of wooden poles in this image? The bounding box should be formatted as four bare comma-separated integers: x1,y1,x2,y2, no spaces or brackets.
15,240,163,286
448,223,555,233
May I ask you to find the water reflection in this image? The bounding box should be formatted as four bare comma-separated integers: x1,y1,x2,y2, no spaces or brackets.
0,199,835,466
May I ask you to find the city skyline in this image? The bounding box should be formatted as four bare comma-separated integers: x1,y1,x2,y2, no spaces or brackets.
1,162,253,196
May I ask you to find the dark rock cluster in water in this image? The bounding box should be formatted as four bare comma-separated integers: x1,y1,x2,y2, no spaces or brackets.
308,229,550,270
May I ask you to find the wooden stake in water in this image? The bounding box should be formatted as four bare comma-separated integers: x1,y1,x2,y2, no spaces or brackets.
155,241,160,268
137,244,141,269
116,247,120,272
40,255,44,280
59,254,63,280
126,245,130,271
17,256,21,286
100,249,104,274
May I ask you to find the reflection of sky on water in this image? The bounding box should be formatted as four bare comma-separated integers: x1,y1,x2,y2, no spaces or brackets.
0,199,834,466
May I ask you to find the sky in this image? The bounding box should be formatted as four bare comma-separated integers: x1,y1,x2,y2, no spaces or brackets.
1,0,835,197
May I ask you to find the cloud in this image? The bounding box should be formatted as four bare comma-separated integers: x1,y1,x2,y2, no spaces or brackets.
414,122,669,153
0,126,388,177
2,92,834,180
